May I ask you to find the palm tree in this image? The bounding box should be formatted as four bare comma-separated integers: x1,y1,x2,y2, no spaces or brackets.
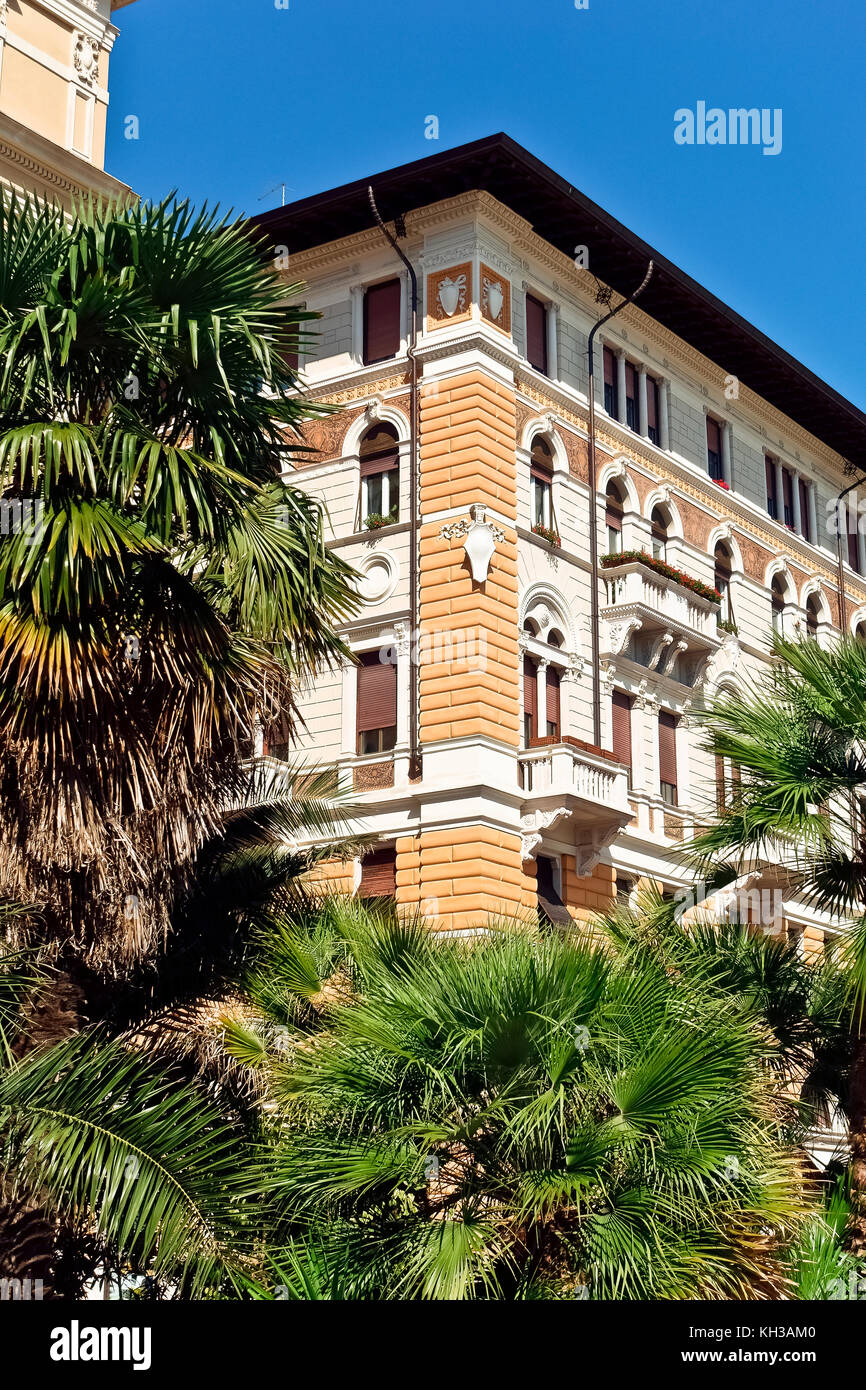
0,899,810,1300
0,192,359,973
238,905,805,1299
690,634,866,1246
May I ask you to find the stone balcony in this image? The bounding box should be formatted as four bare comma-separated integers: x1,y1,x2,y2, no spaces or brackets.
601,559,722,678
518,736,632,872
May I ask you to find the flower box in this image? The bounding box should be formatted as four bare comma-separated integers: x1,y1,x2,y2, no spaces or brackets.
532,524,561,547
601,549,722,605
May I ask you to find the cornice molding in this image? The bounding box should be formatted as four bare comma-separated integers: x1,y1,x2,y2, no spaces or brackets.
280,187,849,480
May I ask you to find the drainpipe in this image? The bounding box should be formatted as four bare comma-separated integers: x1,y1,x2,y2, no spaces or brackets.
367,188,421,777
587,261,654,748
835,474,863,634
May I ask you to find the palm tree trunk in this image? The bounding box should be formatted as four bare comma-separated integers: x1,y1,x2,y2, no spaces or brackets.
846,1033,866,1253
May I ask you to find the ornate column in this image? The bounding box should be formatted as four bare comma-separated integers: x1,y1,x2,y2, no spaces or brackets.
546,302,559,381
350,284,365,365
659,379,670,451
721,422,733,487
536,659,549,738
792,472,802,534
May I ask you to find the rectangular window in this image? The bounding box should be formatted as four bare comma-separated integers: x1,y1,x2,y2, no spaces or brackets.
361,451,399,525
611,690,632,783
798,478,811,542
356,651,397,754
605,494,623,555
646,376,660,445
848,505,861,573
363,279,401,365
707,418,723,481
603,346,618,417
359,846,397,900
625,362,639,432
766,457,778,519
523,655,537,744
525,294,548,375
531,467,552,529
545,666,561,739
781,467,794,528
658,710,679,806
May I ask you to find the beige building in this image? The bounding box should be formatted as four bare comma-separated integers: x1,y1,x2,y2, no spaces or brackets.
0,0,137,202
255,135,866,1022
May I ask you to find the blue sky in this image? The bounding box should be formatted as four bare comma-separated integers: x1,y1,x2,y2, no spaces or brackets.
107,0,866,411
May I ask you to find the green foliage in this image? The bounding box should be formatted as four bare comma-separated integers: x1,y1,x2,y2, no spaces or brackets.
0,191,360,965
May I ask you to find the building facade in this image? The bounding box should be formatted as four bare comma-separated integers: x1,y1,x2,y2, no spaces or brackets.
256,135,866,956
0,0,137,203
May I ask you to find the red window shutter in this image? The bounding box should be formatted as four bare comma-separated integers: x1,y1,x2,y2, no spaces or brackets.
611,690,632,767
646,377,658,433
625,362,638,402
798,479,810,540
658,710,678,790
707,418,721,456
545,667,561,735
363,279,401,364
525,295,548,374
356,653,397,735
523,656,537,738
603,346,616,388
360,846,396,897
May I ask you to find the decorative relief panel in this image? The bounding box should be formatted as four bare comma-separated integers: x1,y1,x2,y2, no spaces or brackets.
425,262,473,332
479,262,510,334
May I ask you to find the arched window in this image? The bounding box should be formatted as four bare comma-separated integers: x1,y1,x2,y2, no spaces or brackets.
650,505,670,561
856,621,866,643
360,423,399,528
530,436,554,530
714,542,733,622
771,574,790,635
605,481,625,555
806,593,821,636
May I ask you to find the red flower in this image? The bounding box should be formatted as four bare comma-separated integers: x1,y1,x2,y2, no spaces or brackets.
714,479,730,491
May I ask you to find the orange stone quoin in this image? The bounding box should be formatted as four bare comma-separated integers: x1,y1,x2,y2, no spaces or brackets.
419,369,520,748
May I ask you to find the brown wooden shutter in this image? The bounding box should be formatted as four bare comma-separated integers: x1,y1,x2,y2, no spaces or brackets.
530,436,553,482
798,478,810,540
363,279,401,364
605,491,623,533
356,652,397,734
545,666,560,736
646,377,658,433
360,449,399,479
658,710,678,789
611,690,632,767
360,846,396,897
523,656,537,739
603,346,616,388
707,417,721,457
848,510,860,571
525,294,547,374
625,362,638,405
